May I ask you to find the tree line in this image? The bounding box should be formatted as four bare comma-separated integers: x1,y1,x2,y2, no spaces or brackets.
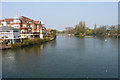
60,21,120,37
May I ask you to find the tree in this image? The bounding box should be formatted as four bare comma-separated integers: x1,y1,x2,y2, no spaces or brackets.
118,24,120,34
86,27,93,36
109,25,117,35
96,26,107,37
93,24,97,36
74,21,86,36
50,29,57,35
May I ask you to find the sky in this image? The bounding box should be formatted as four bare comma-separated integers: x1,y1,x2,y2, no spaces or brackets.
1,2,118,31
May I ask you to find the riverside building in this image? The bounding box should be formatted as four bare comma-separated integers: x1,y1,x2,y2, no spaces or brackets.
0,26,20,44
0,14,46,39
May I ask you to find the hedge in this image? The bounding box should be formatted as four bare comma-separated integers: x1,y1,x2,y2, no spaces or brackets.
11,38,50,48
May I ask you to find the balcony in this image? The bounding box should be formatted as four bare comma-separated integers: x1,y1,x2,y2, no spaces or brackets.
20,27,32,30
20,32,40,34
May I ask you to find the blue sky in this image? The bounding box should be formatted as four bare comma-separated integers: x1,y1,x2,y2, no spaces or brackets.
2,2,118,31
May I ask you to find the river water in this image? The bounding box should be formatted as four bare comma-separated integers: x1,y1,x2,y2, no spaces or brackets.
2,36,118,78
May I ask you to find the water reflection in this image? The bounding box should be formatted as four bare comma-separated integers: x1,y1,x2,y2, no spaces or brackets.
2,36,118,78
10,44,44,56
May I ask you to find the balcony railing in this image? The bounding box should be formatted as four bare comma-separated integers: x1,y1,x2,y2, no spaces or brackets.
20,32,40,34
20,27,32,30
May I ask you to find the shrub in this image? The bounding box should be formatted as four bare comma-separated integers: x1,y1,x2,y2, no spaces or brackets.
42,38,50,42
11,43,21,48
35,38,42,44
45,38,50,42
11,37,52,49
22,39,34,46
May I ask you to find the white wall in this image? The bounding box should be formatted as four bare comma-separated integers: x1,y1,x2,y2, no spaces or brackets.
0,30,20,39
40,34,43,39
12,25,20,28
1,21,7,26
13,19,21,23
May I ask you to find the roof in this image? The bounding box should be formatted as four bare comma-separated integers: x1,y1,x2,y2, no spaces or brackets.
0,15,46,28
45,28,51,32
0,20,5,24
0,20,2,24
20,16,34,24
5,18,13,24
0,18,13,24
34,21,40,24
0,26,19,30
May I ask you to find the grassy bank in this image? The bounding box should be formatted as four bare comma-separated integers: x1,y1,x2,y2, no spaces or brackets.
11,38,51,48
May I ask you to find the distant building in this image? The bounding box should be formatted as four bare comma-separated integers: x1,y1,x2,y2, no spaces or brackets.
0,15,46,39
0,26,20,44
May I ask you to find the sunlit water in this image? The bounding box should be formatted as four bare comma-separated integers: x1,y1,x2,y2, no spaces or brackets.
2,36,118,78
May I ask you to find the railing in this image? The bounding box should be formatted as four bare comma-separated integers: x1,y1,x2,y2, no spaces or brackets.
20,27,32,29
20,32,40,34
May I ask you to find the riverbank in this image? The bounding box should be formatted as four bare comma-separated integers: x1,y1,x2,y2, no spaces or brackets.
0,44,11,50
1,36,56,50
66,33,120,38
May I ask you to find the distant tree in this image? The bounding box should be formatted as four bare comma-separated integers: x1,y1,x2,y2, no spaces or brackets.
96,26,107,37
109,25,118,35
86,27,93,36
50,29,57,34
93,24,97,36
74,21,86,36
118,24,120,34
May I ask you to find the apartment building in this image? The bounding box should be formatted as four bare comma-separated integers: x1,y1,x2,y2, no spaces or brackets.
0,26,20,44
0,15,46,39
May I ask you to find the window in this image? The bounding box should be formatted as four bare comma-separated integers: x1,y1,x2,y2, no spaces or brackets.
13,31,18,32
6,31,10,32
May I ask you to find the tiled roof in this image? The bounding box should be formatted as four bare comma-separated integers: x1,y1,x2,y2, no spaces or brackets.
45,28,51,32
0,20,2,24
20,16,34,24
5,18,13,24
0,18,13,24
0,20,5,23
0,16,44,27
34,21,40,24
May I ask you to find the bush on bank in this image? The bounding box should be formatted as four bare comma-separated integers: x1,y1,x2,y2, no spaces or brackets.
11,38,51,48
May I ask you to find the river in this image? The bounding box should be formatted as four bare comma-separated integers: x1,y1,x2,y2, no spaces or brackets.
2,36,118,78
